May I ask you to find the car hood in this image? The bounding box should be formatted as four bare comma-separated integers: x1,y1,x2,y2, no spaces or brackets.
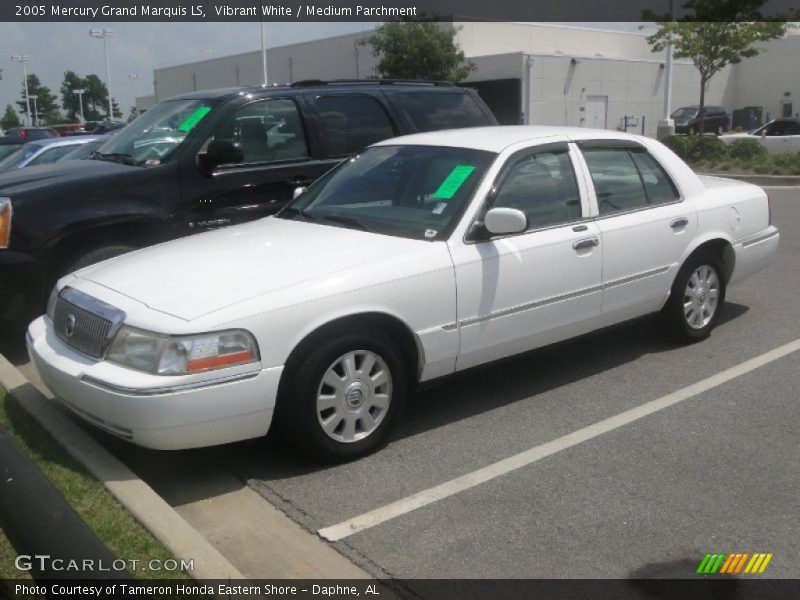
75,217,430,321
0,158,132,196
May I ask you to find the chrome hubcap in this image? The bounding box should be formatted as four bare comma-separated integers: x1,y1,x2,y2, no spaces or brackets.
684,265,720,329
316,350,392,443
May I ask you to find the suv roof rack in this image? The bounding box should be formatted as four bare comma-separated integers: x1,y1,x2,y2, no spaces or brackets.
290,79,455,88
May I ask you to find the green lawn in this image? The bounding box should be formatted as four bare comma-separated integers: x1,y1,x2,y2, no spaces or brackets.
0,386,190,581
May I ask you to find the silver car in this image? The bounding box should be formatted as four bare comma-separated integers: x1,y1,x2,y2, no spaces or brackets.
0,136,100,174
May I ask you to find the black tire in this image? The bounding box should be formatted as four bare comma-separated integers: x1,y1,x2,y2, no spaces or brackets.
661,249,726,342
275,328,408,463
63,244,137,274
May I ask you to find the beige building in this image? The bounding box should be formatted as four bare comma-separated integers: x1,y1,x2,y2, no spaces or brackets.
139,23,799,136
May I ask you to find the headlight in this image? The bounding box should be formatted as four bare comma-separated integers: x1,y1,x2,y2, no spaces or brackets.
106,326,259,375
46,286,59,321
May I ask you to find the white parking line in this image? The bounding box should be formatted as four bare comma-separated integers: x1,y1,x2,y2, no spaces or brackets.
318,339,800,542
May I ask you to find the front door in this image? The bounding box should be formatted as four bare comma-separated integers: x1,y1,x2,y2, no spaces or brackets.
449,143,603,371
182,96,330,231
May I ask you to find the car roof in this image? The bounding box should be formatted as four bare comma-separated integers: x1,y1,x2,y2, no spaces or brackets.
29,136,98,148
373,126,648,153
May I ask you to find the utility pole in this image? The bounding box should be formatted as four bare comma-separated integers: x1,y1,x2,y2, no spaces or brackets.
10,54,32,126
28,94,38,127
73,88,86,124
89,28,114,120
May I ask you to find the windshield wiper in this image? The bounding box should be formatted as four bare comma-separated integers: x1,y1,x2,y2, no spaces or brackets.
92,152,141,166
315,213,380,234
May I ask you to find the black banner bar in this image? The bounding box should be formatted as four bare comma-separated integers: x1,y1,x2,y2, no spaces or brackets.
2,0,799,22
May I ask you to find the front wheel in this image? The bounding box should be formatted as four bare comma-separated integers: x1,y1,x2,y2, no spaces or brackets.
275,329,408,462
661,250,726,342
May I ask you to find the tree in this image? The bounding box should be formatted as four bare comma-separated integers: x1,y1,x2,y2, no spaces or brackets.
111,98,123,120
1,104,21,130
127,106,139,123
645,0,790,134
361,22,474,83
16,73,59,125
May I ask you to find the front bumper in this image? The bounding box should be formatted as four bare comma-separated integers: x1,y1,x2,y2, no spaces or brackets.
26,316,282,450
0,250,45,323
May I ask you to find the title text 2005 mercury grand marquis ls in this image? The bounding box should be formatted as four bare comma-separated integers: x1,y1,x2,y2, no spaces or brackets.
27,127,779,461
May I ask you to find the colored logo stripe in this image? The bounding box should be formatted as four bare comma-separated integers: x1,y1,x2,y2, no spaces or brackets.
698,552,773,574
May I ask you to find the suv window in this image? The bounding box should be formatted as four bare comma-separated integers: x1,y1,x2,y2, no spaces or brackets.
492,148,581,230
314,95,396,157
582,147,679,215
395,91,489,131
216,98,309,164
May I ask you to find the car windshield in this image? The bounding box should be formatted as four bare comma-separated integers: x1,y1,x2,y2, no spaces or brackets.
94,98,218,165
56,139,106,162
0,144,40,173
277,145,495,241
671,107,697,119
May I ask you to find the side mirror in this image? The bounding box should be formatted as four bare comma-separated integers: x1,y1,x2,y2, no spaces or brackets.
484,207,527,235
199,139,243,175
293,186,306,200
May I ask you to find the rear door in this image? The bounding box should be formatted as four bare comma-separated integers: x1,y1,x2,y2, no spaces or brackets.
575,141,695,320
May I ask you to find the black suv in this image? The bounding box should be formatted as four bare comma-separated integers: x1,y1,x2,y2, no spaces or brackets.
672,105,730,135
0,80,496,323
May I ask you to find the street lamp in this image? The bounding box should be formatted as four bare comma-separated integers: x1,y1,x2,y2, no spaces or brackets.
129,73,142,97
73,88,86,124
10,54,32,126
28,94,38,127
89,28,114,121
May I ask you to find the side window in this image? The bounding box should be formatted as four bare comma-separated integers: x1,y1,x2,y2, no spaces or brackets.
314,95,396,157
395,91,489,131
29,146,75,166
582,147,678,216
214,98,309,165
492,149,582,230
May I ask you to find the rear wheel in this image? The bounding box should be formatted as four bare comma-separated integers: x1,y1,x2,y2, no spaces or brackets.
276,329,408,462
661,250,726,342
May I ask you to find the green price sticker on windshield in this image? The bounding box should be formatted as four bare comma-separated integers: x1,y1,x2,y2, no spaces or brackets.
177,105,212,132
433,164,476,200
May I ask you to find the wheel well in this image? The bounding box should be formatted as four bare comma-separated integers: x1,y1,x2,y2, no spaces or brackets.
282,313,422,386
689,238,735,284
47,220,171,280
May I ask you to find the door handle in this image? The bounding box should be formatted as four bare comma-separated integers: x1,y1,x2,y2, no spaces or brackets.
670,217,689,229
572,237,600,251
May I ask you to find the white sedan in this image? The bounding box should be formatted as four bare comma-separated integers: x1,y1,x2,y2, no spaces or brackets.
719,118,800,154
27,127,779,461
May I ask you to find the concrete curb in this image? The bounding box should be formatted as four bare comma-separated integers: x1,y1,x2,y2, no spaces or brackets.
0,353,245,581
697,172,800,187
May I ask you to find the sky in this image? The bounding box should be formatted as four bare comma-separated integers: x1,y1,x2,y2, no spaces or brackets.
0,21,647,124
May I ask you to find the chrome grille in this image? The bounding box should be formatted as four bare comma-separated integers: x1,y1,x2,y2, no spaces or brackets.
52,287,126,359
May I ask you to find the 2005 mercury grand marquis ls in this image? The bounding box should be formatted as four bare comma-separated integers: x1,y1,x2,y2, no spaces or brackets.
27,127,779,461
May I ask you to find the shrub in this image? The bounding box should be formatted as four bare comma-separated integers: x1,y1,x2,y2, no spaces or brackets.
727,138,768,161
662,135,728,163
661,135,692,160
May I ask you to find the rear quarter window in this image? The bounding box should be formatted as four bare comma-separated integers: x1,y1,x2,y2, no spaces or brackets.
394,91,490,131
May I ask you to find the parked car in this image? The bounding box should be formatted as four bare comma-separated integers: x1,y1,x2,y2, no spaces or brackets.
0,80,496,323
26,126,778,461
89,121,127,135
4,127,59,139
672,105,730,135
719,118,800,154
0,136,101,174
0,136,28,161
54,135,113,163
52,123,87,136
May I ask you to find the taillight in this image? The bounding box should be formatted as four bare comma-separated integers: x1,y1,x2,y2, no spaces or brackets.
0,198,11,249
19,129,28,137
767,194,772,226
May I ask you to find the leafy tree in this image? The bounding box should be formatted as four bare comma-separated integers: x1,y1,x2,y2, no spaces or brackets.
1,104,21,130
111,98,123,120
645,0,791,134
16,73,59,125
361,22,474,83
127,106,139,123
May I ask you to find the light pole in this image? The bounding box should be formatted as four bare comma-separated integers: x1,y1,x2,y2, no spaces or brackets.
129,73,142,97
28,94,38,127
260,20,268,85
73,88,86,124
10,54,32,126
89,28,114,121
657,0,676,140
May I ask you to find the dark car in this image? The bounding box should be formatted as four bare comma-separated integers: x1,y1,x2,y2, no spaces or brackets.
4,127,59,140
672,105,730,135
0,136,28,161
0,80,496,323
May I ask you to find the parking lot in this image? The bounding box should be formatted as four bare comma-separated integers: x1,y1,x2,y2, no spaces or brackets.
3,188,799,584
